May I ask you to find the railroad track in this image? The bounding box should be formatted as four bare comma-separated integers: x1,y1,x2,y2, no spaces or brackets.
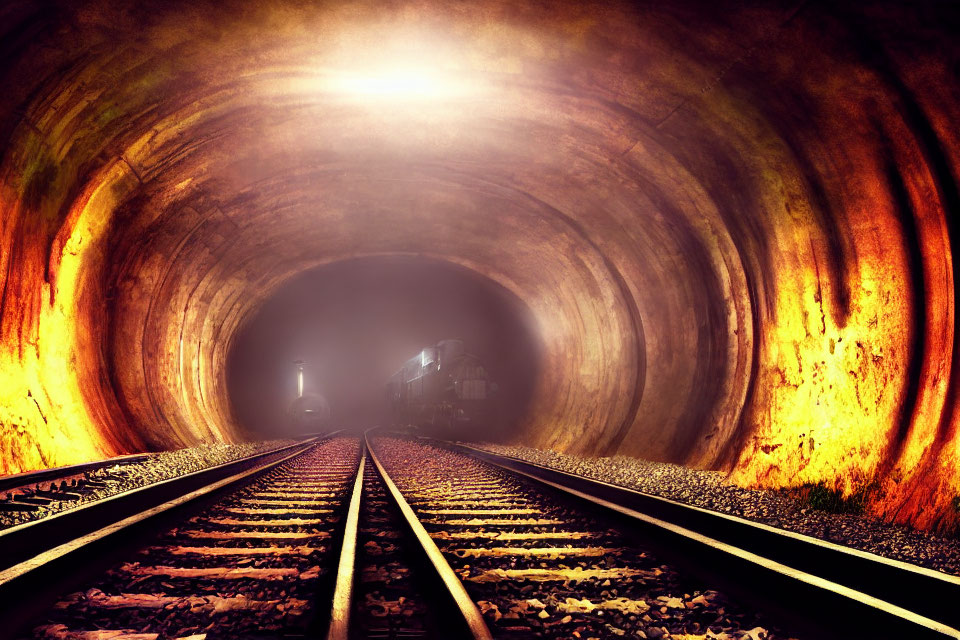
18,437,362,639
350,452,434,638
368,437,785,640
7,433,960,639
0,443,302,528
0,454,151,514
6,437,476,640
442,439,960,639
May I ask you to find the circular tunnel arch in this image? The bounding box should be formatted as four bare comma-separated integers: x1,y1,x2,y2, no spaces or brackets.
0,0,959,533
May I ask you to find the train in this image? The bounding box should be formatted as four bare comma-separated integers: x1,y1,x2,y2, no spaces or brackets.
387,339,496,433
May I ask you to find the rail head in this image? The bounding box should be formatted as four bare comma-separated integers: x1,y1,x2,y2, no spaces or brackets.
364,433,493,640
326,444,366,640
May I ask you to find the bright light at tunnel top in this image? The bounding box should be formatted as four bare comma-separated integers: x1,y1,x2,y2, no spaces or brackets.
320,68,480,103
330,68,440,97
303,34,492,105
315,60,484,103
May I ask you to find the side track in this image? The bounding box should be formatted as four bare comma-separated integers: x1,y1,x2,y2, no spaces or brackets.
20,438,361,640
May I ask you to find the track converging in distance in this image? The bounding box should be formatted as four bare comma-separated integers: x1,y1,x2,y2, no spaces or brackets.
3,434,958,640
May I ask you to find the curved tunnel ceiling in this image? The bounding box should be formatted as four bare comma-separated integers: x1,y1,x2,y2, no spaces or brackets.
1,0,959,532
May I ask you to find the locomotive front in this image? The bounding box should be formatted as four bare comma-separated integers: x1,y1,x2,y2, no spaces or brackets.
388,339,496,434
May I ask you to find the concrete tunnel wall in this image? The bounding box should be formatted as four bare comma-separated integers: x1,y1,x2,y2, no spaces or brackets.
0,0,959,531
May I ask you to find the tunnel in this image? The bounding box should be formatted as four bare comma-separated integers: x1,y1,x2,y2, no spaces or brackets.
1,0,959,535
227,255,541,438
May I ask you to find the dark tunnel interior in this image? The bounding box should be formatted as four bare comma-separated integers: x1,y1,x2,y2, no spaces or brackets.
226,256,541,439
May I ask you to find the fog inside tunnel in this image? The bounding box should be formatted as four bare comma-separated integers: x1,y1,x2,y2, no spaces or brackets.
226,256,541,439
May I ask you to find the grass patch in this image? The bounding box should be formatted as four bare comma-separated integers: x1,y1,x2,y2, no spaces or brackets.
800,482,874,514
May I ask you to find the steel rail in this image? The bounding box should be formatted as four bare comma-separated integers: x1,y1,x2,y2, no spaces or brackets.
0,453,152,494
0,433,345,638
327,442,367,640
451,441,960,586
445,440,960,640
365,434,494,640
0,436,331,575
0,440,322,591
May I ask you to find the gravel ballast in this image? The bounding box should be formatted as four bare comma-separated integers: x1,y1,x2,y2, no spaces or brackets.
466,442,960,577
0,440,297,531
378,437,789,640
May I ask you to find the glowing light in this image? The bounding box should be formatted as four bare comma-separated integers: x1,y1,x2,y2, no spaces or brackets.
315,65,482,103
295,360,304,398
332,68,435,95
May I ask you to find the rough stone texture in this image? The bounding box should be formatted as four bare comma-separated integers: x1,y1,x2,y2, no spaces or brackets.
0,0,958,531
